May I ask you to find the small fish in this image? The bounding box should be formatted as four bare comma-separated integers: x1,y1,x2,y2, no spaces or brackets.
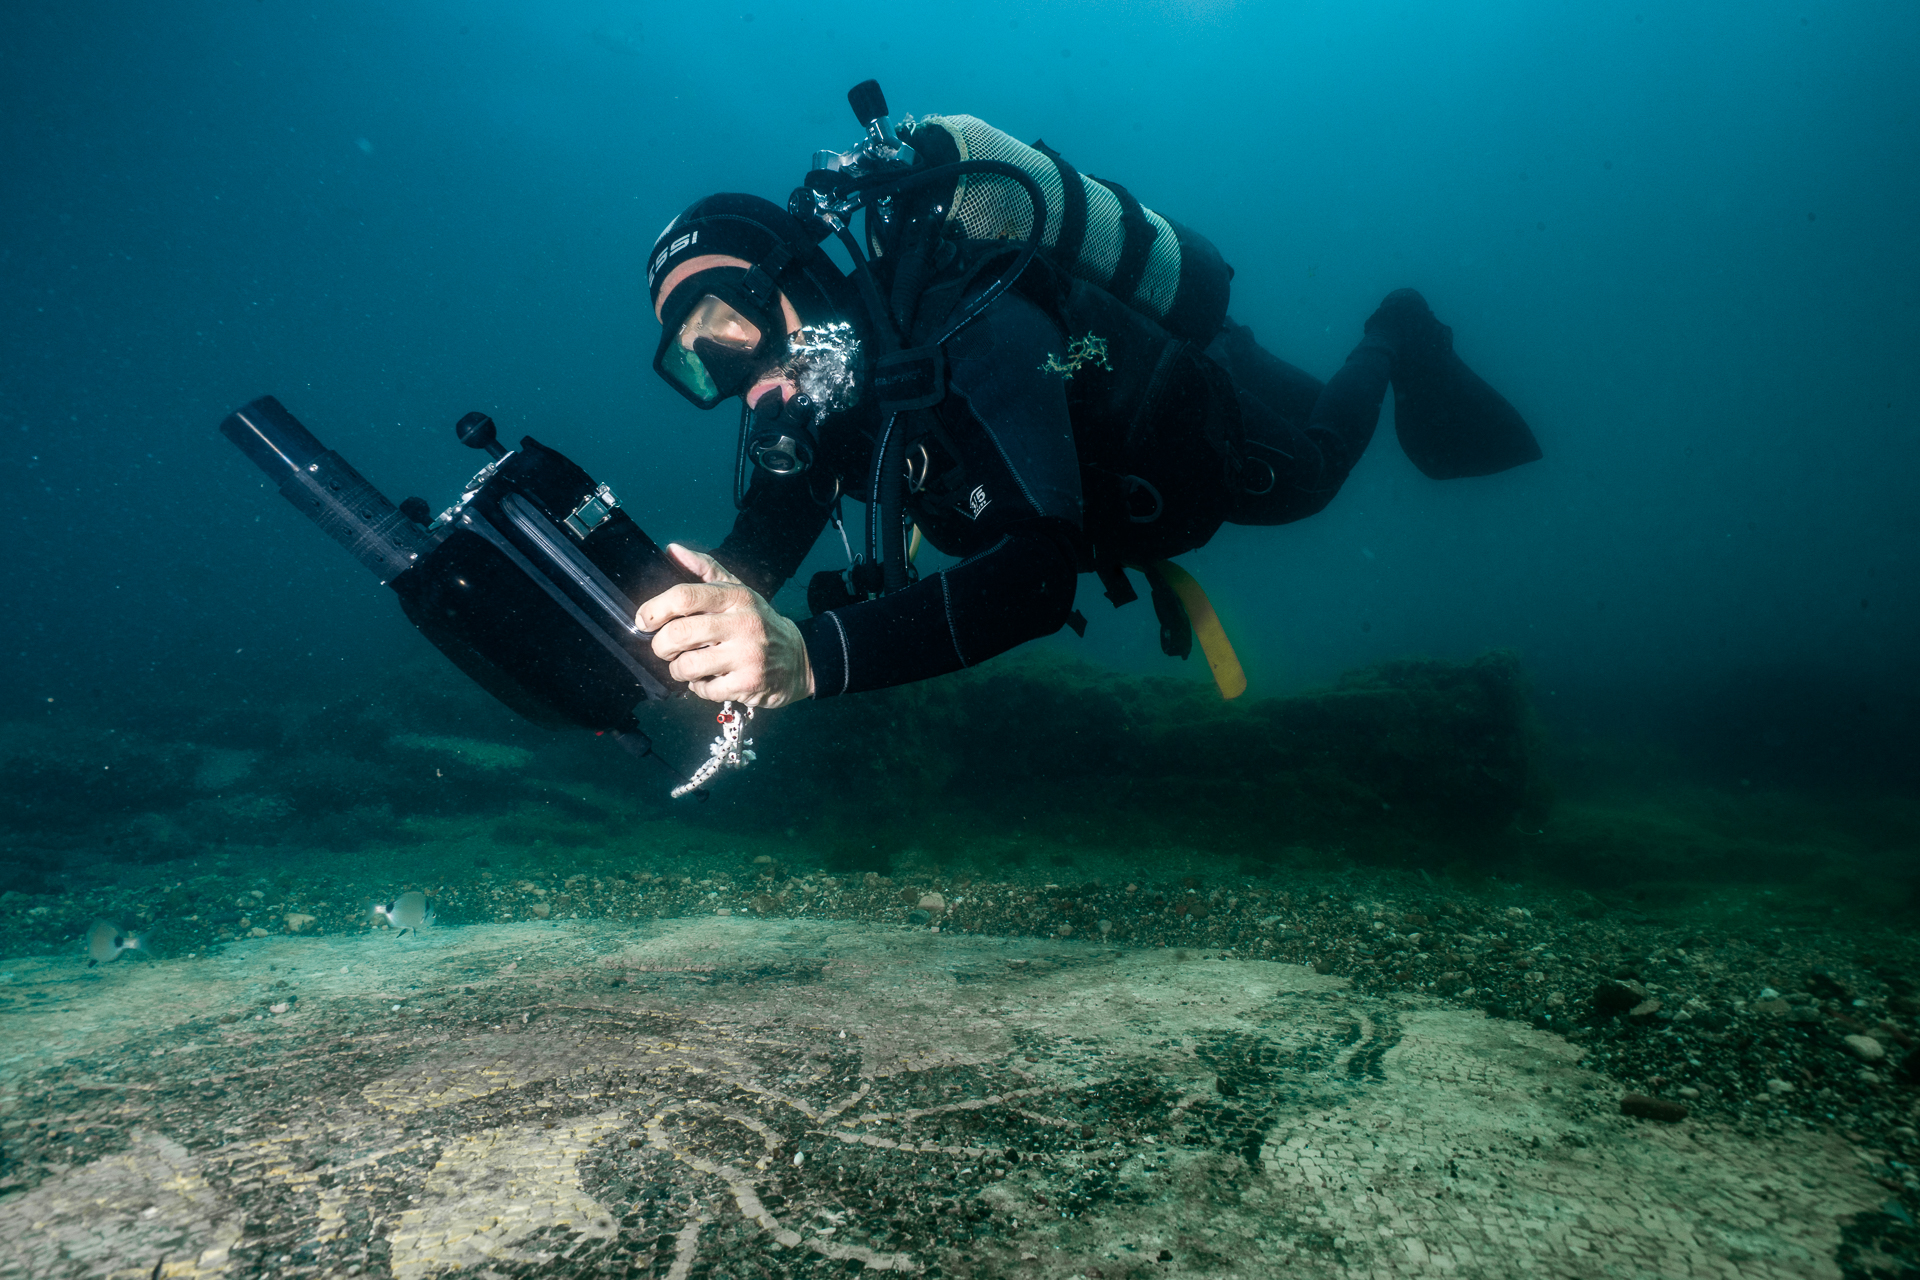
373,891,433,938
85,919,145,967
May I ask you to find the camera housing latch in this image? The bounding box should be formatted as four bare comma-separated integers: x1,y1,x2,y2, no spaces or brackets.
563,483,621,541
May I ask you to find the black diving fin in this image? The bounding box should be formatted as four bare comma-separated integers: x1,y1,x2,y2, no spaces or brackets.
1367,288,1543,480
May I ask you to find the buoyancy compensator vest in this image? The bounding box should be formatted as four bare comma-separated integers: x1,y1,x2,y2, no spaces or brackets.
898,244,1246,573
792,81,1243,599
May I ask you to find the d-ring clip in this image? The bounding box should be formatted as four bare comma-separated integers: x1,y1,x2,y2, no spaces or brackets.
1123,474,1163,524
1240,456,1275,496
905,441,932,494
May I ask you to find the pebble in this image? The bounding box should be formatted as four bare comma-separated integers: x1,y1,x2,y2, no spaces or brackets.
528,902,551,919
917,893,946,914
1593,979,1648,1015
1620,1093,1688,1123
1842,1034,1886,1062
284,913,315,933
1807,968,1851,999
1627,997,1663,1022
1766,1078,1795,1095
1752,998,1791,1016
1677,1086,1700,1100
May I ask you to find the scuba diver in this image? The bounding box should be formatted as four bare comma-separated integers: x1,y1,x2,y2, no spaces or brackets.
635,88,1541,708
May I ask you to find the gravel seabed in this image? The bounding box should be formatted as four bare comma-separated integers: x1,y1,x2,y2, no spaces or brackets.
6,815,1917,1218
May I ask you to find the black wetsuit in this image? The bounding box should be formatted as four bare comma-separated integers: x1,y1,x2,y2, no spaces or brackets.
713,286,1395,698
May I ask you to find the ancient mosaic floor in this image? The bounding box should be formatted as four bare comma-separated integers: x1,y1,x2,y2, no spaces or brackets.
0,918,1889,1279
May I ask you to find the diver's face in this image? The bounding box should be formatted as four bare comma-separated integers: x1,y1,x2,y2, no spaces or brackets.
653,253,802,409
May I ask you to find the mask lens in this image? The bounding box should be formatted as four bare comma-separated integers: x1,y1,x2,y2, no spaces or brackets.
679,295,764,354
654,289,775,408
658,341,719,404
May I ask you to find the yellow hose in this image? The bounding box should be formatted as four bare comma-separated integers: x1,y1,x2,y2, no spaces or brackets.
1151,560,1247,700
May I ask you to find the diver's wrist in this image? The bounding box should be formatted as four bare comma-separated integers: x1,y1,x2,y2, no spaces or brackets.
766,607,813,706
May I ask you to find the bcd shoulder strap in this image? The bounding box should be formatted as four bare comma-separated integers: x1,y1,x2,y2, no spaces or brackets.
875,239,1064,417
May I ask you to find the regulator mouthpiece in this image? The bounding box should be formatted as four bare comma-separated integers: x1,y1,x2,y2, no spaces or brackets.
746,390,819,476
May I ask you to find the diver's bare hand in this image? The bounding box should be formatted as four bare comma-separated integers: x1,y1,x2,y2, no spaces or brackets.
637,545,815,708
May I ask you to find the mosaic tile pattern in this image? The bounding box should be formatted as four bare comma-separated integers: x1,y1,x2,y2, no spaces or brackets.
0,919,1889,1278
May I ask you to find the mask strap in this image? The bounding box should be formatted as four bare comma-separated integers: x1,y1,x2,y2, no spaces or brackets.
740,243,796,311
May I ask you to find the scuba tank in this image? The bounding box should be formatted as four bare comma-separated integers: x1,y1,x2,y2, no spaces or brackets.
803,86,1233,349
894,115,1233,348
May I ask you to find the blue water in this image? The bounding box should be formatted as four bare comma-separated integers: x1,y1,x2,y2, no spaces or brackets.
2,0,1916,783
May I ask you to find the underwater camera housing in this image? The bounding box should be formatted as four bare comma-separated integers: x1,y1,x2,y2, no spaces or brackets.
219,395,697,758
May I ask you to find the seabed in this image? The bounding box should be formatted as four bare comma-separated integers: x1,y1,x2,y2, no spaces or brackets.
4,652,1915,1278
0,916,1889,1280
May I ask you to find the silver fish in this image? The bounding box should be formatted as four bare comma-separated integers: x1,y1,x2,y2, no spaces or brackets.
85,919,145,967
373,890,433,937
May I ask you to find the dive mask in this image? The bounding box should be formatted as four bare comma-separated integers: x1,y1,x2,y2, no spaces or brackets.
653,269,783,409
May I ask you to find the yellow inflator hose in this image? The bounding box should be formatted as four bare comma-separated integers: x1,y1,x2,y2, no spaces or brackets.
1150,560,1248,700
